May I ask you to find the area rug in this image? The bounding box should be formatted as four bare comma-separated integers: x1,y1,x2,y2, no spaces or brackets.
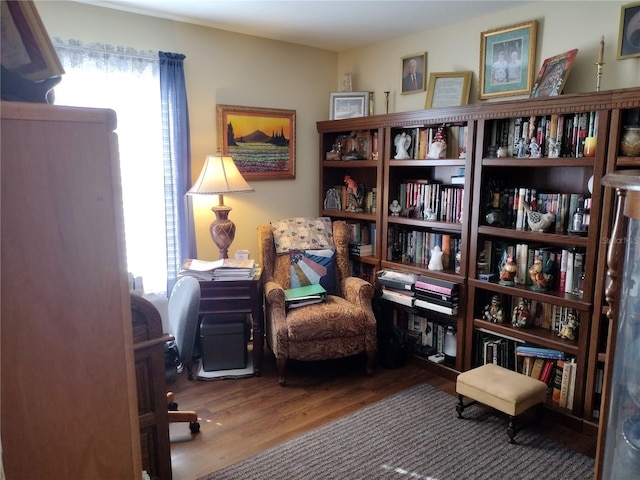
198,383,594,480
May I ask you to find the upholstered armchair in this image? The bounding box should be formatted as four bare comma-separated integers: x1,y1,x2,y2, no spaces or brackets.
257,217,377,386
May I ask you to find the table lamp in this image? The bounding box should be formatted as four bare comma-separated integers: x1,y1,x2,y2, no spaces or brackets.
187,153,254,259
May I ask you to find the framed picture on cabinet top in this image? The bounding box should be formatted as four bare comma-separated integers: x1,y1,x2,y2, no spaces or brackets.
401,52,427,94
529,49,578,98
329,91,370,120
618,2,640,59
425,71,473,109
216,104,296,180
479,20,537,99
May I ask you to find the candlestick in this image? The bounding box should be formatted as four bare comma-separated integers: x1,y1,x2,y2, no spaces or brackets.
598,35,605,64
596,35,605,92
384,91,390,114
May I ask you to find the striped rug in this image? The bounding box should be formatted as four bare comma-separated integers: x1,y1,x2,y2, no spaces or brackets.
198,383,594,480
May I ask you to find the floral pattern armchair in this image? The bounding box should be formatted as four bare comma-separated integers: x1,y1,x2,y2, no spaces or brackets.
257,219,377,386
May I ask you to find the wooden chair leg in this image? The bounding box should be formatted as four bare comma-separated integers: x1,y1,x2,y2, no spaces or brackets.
276,356,287,386
456,394,465,418
507,416,517,444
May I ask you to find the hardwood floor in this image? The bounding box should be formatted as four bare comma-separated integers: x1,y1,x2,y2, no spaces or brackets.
168,351,597,480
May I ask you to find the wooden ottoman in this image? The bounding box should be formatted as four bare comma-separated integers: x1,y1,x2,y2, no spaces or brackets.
456,363,547,444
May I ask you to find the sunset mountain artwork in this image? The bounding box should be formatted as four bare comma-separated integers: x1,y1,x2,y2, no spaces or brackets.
217,104,296,179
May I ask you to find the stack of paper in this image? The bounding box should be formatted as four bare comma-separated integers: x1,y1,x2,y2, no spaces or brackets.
284,284,327,309
180,258,256,281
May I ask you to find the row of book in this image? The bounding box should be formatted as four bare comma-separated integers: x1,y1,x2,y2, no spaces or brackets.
482,239,585,295
396,180,464,223
483,185,587,234
378,270,459,316
488,111,599,159
387,226,461,270
327,184,377,214
180,258,257,281
394,125,468,160
475,332,578,410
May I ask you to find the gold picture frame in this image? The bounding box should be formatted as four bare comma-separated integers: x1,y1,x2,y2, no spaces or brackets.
479,20,537,99
618,2,640,59
216,104,296,180
425,71,473,109
401,52,427,94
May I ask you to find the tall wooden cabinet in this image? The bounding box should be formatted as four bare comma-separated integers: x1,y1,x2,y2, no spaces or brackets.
1,102,142,478
317,87,640,434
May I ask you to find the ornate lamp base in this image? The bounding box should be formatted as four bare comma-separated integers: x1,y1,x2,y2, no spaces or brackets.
210,204,235,259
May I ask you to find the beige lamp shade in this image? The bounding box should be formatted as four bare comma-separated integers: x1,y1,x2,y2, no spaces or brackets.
187,154,253,259
187,154,254,195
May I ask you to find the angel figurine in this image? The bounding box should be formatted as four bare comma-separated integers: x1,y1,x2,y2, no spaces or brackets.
394,132,411,159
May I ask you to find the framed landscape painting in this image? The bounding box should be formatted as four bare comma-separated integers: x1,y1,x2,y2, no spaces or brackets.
217,104,296,180
479,20,537,99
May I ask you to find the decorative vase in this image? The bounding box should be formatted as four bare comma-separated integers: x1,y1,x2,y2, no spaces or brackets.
620,126,640,156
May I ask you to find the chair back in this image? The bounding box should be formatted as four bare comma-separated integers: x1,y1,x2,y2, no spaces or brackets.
168,275,201,365
257,219,351,292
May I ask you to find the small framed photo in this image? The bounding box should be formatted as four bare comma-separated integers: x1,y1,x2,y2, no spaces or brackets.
479,20,537,99
401,52,427,94
618,2,640,59
425,71,473,109
329,91,370,120
529,49,578,98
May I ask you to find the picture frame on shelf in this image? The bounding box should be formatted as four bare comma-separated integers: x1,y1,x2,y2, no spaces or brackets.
479,20,537,99
329,91,371,120
618,2,640,59
529,49,578,98
401,52,427,94
425,71,473,109
216,104,296,180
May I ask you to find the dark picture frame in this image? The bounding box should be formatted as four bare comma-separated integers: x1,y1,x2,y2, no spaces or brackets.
425,71,473,109
529,49,578,98
479,20,537,99
401,52,427,94
216,104,296,180
618,2,640,59
0,0,64,82
329,91,371,120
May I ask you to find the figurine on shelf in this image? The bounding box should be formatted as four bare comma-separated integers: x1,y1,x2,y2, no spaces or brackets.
524,204,555,232
427,126,447,159
529,257,554,291
548,138,560,158
344,175,363,212
511,299,530,328
516,137,527,158
558,311,579,340
529,137,541,157
389,200,402,216
483,295,504,323
499,254,517,285
428,245,444,271
394,131,411,159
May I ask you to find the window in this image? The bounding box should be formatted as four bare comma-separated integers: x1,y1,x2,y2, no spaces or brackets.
53,40,167,293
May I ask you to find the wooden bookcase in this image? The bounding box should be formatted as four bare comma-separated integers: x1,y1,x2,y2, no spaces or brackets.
316,87,640,430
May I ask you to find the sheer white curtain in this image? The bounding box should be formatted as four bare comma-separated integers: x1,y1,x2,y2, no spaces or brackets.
53,39,167,293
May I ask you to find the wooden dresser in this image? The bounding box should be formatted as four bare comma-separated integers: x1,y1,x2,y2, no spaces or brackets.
1,102,141,478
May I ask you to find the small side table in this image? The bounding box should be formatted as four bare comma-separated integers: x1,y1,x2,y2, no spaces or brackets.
197,270,264,376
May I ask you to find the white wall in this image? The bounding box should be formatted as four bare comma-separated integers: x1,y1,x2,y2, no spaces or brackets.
338,1,639,114
36,1,639,262
37,1,337,261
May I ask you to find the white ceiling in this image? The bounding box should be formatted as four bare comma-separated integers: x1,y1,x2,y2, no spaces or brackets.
73,0,532,52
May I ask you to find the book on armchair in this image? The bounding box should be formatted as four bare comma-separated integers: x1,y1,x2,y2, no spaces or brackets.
284,284,327,309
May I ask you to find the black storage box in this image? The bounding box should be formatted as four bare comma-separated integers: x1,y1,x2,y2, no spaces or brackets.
199,314,249,371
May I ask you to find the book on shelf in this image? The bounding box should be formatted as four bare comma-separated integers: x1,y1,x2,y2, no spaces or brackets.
414,275,458,295
530,357,545,379
515,345,566,360
414,298,458,316
566,358,577,410
284,284,327,309
380,286,415,307
551,359,565,405
413,289,459,307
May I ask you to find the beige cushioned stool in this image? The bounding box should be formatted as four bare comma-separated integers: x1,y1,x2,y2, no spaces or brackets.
456,363,547,443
